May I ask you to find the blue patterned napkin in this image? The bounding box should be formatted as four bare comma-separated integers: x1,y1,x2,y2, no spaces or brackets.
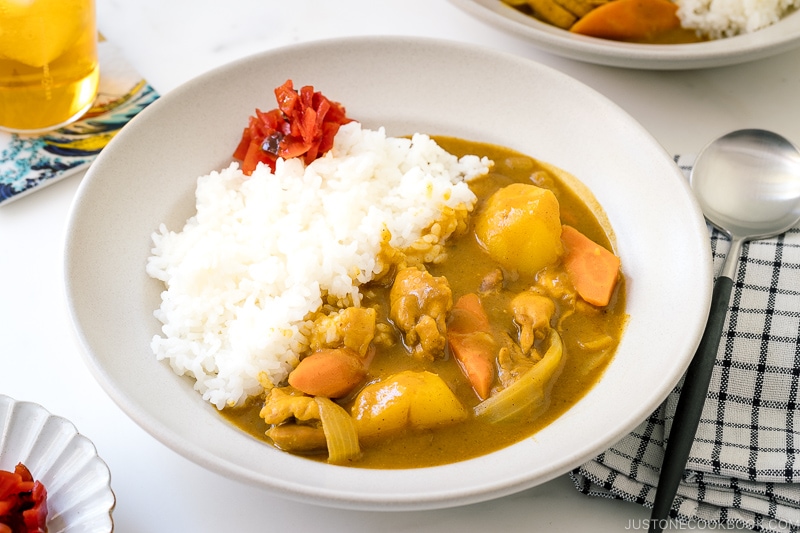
0,41,159,206
570,155,800,533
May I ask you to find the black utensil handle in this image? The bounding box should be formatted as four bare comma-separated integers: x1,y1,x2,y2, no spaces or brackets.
648,275,733,533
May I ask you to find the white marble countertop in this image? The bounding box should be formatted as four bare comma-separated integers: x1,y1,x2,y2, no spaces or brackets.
3,0,799,531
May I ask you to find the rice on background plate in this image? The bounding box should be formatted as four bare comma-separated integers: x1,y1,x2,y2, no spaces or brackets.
675,0,799,38
145,122,491,409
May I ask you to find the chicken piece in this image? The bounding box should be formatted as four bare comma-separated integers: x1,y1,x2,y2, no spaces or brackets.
260,387,320,424
266,424,327,453
260,387,326,453
525,0,576,28
389,267,453,360
553,0,595,17
511,291,556,353
309,306,377,357
478,267,504,294
496,336,540,387
535,266,577,304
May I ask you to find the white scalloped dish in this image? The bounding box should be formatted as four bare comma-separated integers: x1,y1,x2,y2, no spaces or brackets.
0,395,115,532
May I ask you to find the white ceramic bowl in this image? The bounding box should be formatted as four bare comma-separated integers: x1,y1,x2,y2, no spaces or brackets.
0,395,115,532
450,0,800,69
63,36,712,511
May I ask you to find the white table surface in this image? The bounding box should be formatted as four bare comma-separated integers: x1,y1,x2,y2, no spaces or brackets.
3,1,799,531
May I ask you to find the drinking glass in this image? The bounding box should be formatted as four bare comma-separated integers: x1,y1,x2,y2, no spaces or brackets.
0,0,99,133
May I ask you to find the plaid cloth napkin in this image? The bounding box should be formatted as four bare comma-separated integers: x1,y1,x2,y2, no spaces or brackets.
570,155,800,533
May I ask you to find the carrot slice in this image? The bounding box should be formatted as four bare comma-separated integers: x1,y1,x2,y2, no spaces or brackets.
561,225,620,307
288,348,367,398
569,0,682,42
448,293,490,334
447,294,495,400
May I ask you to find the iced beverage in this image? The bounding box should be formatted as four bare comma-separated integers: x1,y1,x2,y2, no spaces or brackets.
0,0,99,133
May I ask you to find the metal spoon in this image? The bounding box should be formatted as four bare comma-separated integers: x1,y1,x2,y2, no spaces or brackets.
649,129,800,533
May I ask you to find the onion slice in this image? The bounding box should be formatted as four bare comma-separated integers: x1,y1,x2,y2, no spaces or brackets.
474,330,564,423
315,397,361,464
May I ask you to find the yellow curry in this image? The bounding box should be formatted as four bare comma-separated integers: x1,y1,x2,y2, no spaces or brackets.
222,137,627,469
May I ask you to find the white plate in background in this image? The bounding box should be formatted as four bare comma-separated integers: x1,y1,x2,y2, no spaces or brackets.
450,0,800,69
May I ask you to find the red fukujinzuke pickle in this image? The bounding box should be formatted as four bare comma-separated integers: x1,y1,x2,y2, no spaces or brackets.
0,463,48,533
233,79,353,175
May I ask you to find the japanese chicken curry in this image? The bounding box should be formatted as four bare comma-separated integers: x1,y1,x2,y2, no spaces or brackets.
222,137,628,469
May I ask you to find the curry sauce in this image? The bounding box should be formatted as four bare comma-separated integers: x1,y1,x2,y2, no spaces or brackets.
221,137,627,469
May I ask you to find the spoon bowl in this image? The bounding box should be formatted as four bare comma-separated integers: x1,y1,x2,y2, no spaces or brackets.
692,129,800,243
649,129,800,533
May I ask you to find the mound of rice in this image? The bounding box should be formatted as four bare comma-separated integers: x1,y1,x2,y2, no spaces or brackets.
675,0,798,38
146,122,491,409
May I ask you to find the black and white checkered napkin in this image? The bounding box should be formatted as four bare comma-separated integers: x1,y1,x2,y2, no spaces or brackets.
569,156,800,533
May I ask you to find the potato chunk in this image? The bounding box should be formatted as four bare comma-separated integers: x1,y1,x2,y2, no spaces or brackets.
351,370,466,439
475,183,563,276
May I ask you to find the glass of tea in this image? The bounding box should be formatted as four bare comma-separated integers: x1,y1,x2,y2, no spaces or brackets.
0,0,99,133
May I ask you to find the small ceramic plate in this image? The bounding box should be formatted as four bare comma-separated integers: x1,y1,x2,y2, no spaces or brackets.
64,36,712,511
0,394,115,532
449,0,800,69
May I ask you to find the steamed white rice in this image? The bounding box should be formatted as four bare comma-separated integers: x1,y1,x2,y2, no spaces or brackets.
146,122,491,409
676,0,798,38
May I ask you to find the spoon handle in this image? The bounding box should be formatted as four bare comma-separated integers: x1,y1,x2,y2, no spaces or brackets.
648,275,733,533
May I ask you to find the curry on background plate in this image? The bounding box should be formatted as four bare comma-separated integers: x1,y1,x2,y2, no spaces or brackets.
502,0,799,44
